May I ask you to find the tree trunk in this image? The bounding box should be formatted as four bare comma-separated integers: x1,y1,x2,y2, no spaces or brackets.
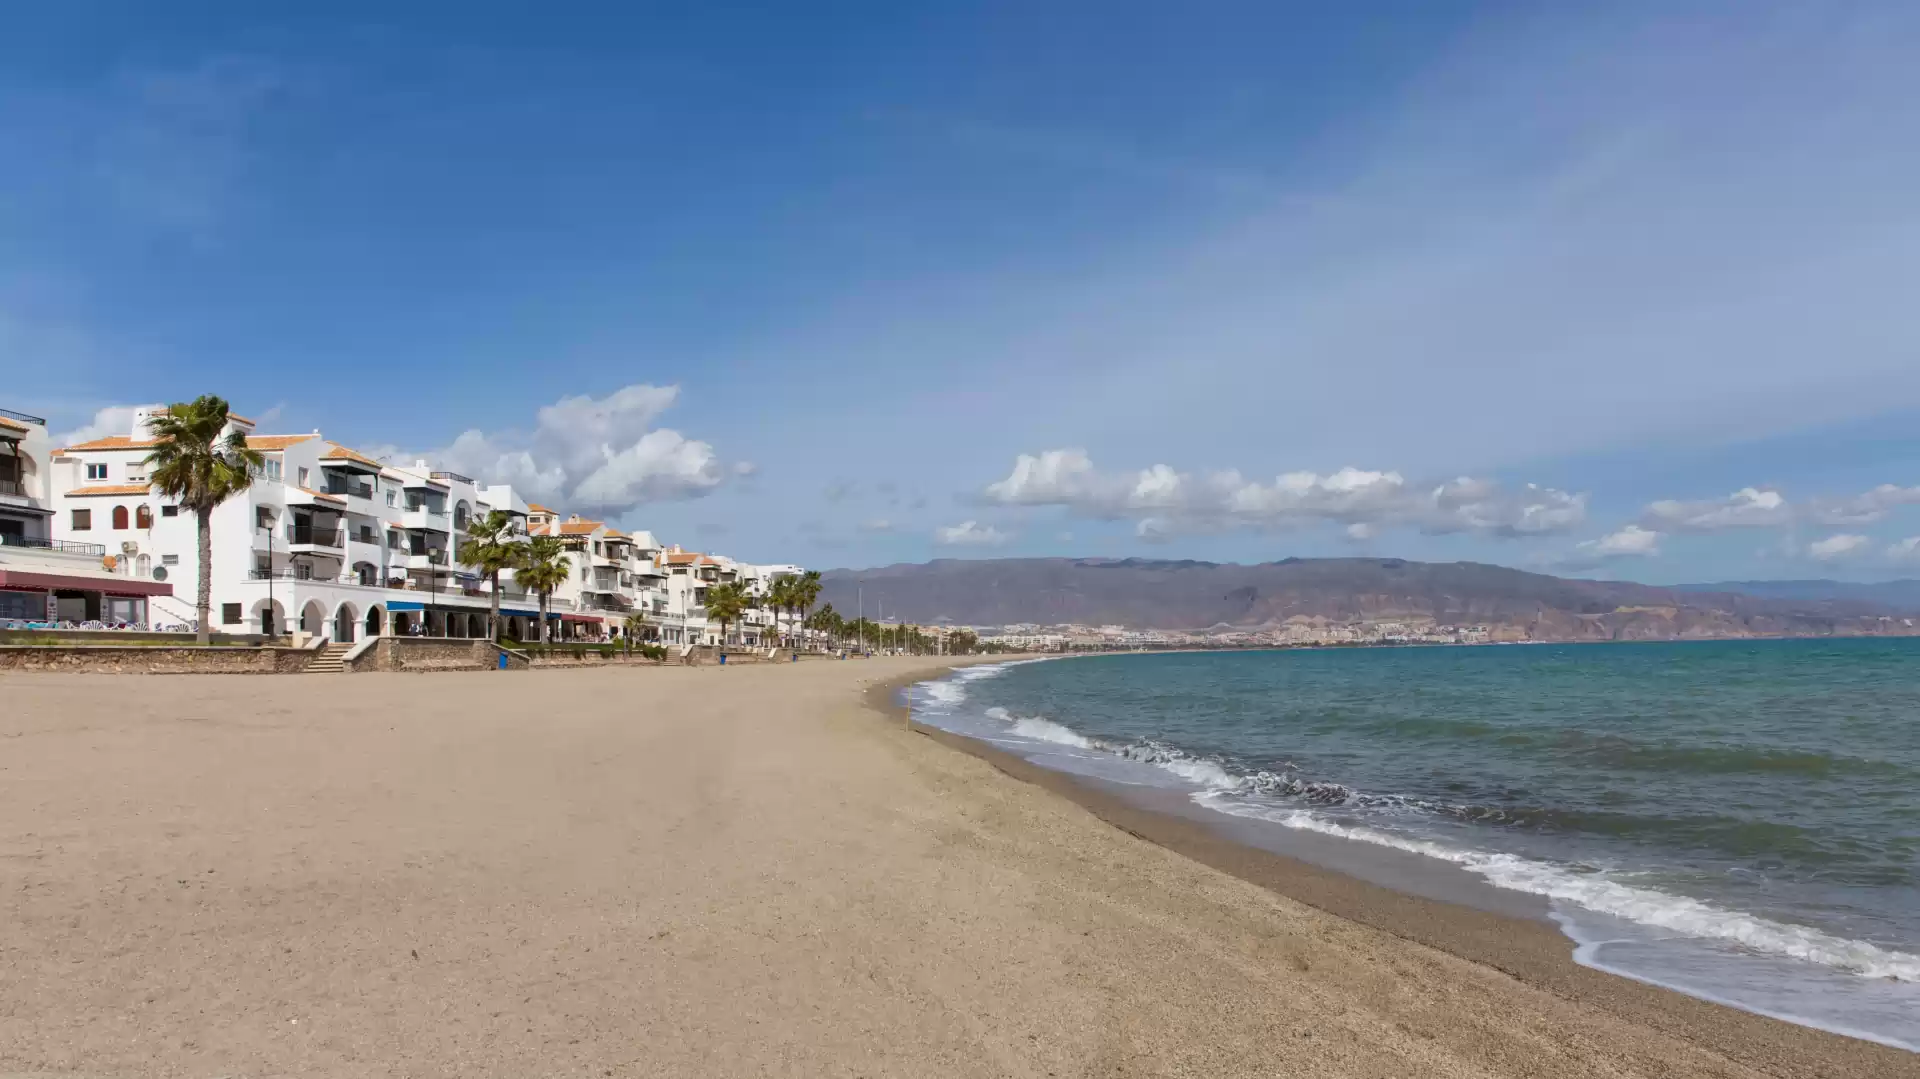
195,506,213,645
539,593,550,643
489,569,501,642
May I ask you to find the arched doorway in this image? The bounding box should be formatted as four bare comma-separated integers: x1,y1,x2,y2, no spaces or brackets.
300,600,326,637
468,613,483,639
332,602,358,643
365,605,384,638
392,611,413,636
255,600,285,638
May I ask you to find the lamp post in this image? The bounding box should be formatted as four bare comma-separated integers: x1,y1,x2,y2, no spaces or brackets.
260,518,275,640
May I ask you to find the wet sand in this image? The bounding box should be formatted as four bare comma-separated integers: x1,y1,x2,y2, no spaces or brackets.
0,660,1907,1078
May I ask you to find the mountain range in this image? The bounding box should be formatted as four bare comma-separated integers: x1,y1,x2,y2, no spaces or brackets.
818,558,1920,641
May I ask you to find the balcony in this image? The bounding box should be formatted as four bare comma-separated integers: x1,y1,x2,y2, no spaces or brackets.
0,478,25,498
402,506,447,530
0,535,105,557
0,408,46,427
285,524,345,549
407,549,450,568
320,476,375,501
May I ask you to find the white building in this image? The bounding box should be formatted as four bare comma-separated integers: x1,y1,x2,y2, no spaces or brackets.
49,410,544,642
2,406,173,625
37,404,811,647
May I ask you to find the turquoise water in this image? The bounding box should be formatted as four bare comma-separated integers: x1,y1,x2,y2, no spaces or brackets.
910,640,1920,1049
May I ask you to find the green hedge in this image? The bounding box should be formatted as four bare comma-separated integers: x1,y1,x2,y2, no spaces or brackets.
513,641,667,661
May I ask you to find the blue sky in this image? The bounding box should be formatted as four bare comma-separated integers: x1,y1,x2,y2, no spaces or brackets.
7,2,1920,582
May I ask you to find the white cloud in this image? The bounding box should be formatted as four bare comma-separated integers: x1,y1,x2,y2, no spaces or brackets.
979,450,1584,538
1807,533,1870,562
859,518,895,533
983,449,1097,505
53,404,152,447
1643,487,1791,532
417,383,736,516
1578,524,1662,558
936,520,1011,547
1806,484,1920,525
1888,537,1920,564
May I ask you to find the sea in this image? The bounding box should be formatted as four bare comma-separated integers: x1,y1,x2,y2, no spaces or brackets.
909,639,1920,1051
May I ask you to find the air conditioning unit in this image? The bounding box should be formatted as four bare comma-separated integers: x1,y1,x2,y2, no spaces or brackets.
120,541,140,555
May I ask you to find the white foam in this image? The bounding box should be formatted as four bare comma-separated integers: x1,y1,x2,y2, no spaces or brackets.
1195,794,1920,983
1009,716,1096,748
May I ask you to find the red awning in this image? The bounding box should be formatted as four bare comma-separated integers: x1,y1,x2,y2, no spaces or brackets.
560,612,603,623
0,569,173,597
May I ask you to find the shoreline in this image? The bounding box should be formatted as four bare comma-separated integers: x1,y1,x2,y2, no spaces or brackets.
870,663,1915,1077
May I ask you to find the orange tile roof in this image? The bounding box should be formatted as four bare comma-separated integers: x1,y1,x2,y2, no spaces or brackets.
556,520,601,536
55,431,312,453
321,442,385,467
526,502,556,514
64,483,152,497
294,486,346,505
662,551,706,566
245,434,318,451
0,416,29,432
55,435,160,453
603,528,629,540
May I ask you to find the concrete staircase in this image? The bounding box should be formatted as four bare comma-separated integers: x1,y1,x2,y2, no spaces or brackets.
306,641,349,673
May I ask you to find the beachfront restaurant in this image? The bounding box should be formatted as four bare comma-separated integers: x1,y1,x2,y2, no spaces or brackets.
0,540,174,626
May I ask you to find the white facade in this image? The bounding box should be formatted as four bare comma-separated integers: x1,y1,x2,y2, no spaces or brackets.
38,405,810,645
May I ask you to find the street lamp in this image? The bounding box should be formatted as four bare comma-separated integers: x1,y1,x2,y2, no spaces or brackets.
260,516,275,640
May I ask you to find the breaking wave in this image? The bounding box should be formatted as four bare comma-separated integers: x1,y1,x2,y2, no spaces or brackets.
950,684,1920,986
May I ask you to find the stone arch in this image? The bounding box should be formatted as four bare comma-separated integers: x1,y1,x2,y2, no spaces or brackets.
251,598,286,638
331,600,359,643
299,599,327,636
468,612,483,639
364,604,384,638
351,560,378,586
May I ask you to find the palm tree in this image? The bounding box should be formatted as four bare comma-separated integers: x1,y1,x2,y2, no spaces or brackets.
514,536,571,644
145,396,265,644
457,509,521,641
704,580,750,651
792,570,821,650
622,609,649,656
766,576,794,648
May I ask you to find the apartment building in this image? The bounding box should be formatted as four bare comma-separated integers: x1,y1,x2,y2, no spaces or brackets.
34,403,811,645
48,408,540,641
1,406,173,624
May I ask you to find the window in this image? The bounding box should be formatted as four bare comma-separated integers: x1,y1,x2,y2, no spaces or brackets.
386,489,397,507
263,458,282,483
256,507,273,530
161,504,179,517
297,467,310,488
70,508,91,530
85,463,108,480
162,554,179,567
111,506,129,529
222,603,242,625
135,505,153,528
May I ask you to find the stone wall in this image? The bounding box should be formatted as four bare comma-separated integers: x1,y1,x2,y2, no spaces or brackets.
347,637,518,673
0,645,315,674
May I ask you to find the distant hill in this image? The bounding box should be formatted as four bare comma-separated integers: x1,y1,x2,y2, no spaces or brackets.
1676,578,1920,612
819,557,1918,641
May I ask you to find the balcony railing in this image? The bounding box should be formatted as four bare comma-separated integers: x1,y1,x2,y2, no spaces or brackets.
405,505,447,520
0,408,46,427
429,470,473,485
0,535,105,556
322,479,375,500
285,525,345,547
0,478,25,498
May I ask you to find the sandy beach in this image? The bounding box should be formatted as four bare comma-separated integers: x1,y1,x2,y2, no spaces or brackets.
1,660,1908,1078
